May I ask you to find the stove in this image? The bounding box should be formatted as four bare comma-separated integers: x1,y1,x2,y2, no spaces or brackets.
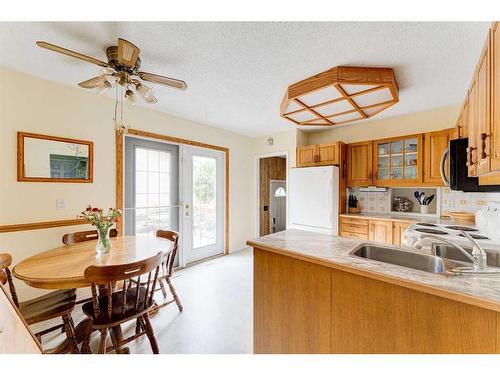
404,220,500,250
458,233,489,240
445,225,478,232
414,228,448,235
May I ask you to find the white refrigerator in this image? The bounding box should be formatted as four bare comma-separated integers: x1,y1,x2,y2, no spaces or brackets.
289,166,339,235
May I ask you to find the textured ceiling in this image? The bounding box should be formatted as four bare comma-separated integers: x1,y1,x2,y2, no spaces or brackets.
0,22,491,137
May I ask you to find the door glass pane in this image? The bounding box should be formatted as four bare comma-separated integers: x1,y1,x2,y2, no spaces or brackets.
391,154,403,167
378,167,390,180
404,138,418,153
192,156,217,249
378,143,390,156
391,167,403,179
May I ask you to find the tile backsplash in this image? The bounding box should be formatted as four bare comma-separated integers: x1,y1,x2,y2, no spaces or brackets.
348,187,500,215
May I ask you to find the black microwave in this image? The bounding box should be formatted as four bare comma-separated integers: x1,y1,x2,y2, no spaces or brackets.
442,138,500,192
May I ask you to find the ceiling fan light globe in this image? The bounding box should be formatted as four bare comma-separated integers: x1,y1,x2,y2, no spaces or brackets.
125,89,137,105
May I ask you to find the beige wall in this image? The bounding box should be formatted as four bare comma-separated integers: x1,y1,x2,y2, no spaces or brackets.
0,67,254,297
307,105,460,144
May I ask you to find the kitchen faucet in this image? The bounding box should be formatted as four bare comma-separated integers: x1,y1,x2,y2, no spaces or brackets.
410,231,488,271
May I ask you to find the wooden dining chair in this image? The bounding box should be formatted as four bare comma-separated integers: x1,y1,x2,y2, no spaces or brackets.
62,228,118,245
155,230,183,312
81,252,164,354
0,253,79,353
62,228,119,305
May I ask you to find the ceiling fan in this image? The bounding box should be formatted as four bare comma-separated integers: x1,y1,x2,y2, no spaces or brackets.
36,38,187,104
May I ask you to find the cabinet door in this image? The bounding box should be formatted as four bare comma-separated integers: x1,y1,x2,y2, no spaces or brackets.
317,143,339,165
368,220,393,244
454,98,468,140
467,77,478,177
491,22,500,171
476,32,492,176
347,141,373,186
423,129,451,185
392,221,411,246
373,135,423,186
296,145,317,167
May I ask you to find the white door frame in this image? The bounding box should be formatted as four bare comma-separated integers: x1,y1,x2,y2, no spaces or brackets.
254,151,289,238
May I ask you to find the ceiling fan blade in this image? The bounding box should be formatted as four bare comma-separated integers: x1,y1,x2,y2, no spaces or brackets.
138,71,188,90
36,41,109,68
117,38,140,68
78,76,110,89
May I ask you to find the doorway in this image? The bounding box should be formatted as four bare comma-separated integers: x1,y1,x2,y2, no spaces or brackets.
123,135,226,267
258,155,287,236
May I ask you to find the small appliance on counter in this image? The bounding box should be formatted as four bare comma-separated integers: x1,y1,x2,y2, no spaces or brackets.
475,202,500,240
392,196,413,212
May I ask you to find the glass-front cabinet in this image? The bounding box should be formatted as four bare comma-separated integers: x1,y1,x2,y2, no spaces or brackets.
373,134,423,186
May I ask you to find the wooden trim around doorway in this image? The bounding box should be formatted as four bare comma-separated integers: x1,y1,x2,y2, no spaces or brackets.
115,128,230,255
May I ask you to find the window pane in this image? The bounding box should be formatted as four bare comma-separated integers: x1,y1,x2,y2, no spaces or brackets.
192,156,217,249
159,193,170,206
159,152,170,173
135,171,147,194
135,193,147,208
148,193,159,207
159,173,170,194
148,150,159,172
148,172,159,194
136,148,147,171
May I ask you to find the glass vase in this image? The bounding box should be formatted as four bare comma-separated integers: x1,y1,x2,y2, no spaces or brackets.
96,227,112,255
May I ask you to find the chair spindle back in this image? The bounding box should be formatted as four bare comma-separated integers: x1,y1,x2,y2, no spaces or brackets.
0,253,19,307
84,252,163,320
156,230,179,277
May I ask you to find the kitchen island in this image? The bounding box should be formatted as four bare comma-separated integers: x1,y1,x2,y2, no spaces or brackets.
247,229,500,354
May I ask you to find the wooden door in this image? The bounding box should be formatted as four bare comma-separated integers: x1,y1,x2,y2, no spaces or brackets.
491,22,500,172
467,77,478,177
423,129,451,185
368,220,393,244
296,145,317,167
476,32,492,175
392,221,411,246
317,143,339,165
347,141,373,186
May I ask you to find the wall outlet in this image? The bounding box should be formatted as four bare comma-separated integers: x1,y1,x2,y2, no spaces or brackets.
56,199,67,210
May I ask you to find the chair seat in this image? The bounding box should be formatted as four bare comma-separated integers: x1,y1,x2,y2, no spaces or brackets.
19,289,76,325
82,286,155,327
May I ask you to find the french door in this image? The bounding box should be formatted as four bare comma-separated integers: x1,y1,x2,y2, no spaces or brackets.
182,146,225,263
124,137,180,237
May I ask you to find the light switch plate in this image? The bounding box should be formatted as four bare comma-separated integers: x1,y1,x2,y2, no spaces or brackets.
56,199,67,210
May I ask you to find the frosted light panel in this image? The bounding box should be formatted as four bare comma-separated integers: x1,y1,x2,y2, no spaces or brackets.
298,85,342,106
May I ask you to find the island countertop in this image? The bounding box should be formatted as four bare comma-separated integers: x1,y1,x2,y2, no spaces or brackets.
246,229,500,312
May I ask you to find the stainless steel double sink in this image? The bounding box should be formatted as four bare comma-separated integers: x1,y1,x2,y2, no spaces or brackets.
350,243,500,275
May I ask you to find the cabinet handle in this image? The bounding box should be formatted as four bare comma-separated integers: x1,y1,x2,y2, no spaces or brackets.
480,133,490,159
466,146,476,166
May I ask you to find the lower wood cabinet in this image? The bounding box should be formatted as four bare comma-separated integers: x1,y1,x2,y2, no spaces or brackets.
340,216,411,246
392,221,411,246
254,248,500,354
368,220,393,244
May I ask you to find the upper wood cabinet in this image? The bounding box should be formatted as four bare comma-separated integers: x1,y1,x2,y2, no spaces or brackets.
373,134,423,186
346,141,373,186
453,98,468,140
296,142,342,167
423,129,451,185
476,32,492,176
296,145,317,167
467,76,479,177
490,22,500,172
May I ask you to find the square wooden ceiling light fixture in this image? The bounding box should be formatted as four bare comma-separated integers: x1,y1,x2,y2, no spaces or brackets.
280,66,399,127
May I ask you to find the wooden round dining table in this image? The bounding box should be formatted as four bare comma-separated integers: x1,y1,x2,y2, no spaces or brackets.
13,236,172,290
12,235,172,354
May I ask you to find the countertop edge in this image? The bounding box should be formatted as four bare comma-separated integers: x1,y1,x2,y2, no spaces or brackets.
247,240,500,313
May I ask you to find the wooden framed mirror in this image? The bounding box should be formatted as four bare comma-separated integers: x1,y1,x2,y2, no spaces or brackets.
17,132,93,183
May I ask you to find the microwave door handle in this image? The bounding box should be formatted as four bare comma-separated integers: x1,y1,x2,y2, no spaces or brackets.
440,147,450,187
